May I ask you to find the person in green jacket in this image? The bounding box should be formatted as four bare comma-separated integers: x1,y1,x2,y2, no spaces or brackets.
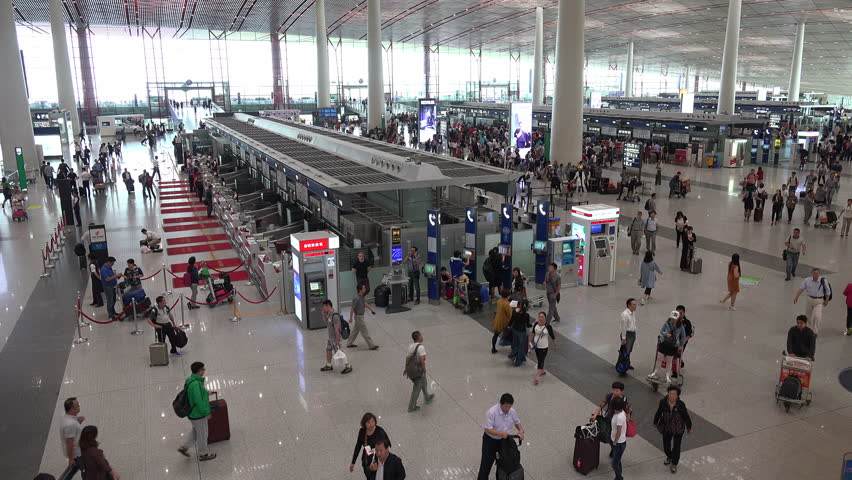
177,362,217,461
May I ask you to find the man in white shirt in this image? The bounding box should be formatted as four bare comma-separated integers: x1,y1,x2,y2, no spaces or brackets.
840,198,852,237
610,396,628,480
79,168,91,197
404,331,433,412
619,298,638,366
793,268,832,336
58,397,85,480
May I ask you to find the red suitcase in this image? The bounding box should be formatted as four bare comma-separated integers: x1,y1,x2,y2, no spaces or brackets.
207,393,230,443
572,436,600,475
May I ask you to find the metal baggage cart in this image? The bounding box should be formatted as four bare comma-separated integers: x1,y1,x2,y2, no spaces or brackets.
775,355,813,412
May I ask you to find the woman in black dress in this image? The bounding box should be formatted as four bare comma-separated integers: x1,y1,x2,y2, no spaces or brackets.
742,190,755,222
679,227,696,271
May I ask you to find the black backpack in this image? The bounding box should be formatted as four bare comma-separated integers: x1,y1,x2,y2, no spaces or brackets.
74,243,86,256
172,378,200,418
483,260,494,281
404,344,424,380
778,375,802,400
495,435,522,473
820,278,832,301
334,313,350,340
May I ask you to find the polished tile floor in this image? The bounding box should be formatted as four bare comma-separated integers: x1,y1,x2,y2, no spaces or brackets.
7,126,848,479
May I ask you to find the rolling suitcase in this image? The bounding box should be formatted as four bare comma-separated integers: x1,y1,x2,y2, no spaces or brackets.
207,393,231,443
753,206,764,222
149,332,169,366
572,435,600,474
374,284,390,308
690,256,702,274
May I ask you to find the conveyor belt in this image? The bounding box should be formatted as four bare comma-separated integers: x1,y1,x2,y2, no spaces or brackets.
211,117,402,186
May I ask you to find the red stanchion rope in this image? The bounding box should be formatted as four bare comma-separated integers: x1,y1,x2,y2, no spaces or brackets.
206,259,247,274
169,297,181,310
185,297,221,306
139,269,162,280
78,302,135,325
166,269,183,279
237,287,277,304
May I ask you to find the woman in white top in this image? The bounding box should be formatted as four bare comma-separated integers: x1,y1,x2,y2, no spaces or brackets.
529,312,557,385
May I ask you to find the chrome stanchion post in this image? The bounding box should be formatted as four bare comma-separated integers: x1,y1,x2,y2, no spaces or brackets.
178,294,190,329
41,247,53,278
58,225,66,247
230,286,242,323
276,278,285,316
73,301,88,345
49,239,60,261
130,298,144,335
162,263,172,295
77,292,90,327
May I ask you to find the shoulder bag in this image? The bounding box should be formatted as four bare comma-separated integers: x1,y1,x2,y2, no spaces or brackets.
782,236,791,261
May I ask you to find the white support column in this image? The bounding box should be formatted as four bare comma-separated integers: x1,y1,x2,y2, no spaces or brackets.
0,2,38,172
788,22,805,102
367,0,384,129
49,0,81,140
717,0,742,115
532,6,544,105
549,0,584,167
315,0,330,108
624,41,634,97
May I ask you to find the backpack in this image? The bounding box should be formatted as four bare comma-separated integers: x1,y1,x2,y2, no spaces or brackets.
644,199,650,211
334,313,350,340
483,260,494,282
183,271,192,287
495,435,522,473
615,344,631,374
404,344,424,379
172,378,200,418
74,243,86,256
779,375,803,400
820,278,832,301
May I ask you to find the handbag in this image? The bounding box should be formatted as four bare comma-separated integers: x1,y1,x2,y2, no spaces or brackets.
782,235,790,261
626,419,637,438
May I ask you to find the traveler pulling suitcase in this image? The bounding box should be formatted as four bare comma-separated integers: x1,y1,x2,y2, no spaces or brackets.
149,331,169,367
207,392,231,443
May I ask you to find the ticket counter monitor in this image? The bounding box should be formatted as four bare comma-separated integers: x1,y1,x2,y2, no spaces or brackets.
291,231,340,330
569,204,619,286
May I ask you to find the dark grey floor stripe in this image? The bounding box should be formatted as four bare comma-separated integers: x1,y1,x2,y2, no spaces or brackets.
468,308,733,452
0,240,89,479
617,214,835,275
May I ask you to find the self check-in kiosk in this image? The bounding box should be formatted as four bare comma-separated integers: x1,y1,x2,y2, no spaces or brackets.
291,231,340,329
569,204,619,286
386,226,410,314
545,237,579,288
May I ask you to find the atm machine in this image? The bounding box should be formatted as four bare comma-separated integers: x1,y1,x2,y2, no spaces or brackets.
569,204,619,286
290,231,340,329
534,237,579,288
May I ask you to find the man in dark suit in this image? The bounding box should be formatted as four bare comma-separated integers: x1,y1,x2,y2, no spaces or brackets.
372,433,405,479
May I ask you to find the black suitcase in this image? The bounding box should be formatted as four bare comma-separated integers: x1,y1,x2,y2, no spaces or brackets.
374,284,390,308
572,435,600,474
497,466,524,480
753,206,764,222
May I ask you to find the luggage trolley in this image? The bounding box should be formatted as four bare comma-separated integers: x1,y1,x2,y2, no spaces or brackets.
814,209,838,230
775,355,813,412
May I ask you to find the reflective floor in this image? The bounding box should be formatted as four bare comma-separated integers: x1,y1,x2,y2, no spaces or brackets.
3,125,848,479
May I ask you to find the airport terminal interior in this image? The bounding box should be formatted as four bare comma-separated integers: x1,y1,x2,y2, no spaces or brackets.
1,0,851,479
